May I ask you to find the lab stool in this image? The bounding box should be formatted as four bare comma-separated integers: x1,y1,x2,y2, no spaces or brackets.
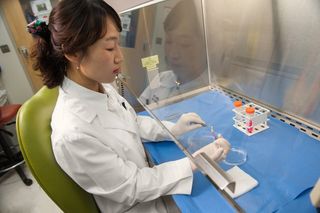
0,104,32,186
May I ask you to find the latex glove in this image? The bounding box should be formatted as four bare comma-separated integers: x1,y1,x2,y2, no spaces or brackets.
171,112,206,136
193,137,231,162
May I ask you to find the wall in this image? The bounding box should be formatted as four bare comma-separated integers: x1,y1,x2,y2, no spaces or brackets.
0,0,153,105
0,12,33,104
0,0,155,106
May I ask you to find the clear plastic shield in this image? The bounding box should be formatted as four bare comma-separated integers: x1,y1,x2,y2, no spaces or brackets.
119,0,320,212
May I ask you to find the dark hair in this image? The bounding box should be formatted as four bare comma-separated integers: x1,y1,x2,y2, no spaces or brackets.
31,0,122,88
163,0,201,34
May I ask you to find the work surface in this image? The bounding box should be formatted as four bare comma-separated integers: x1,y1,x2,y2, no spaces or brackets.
141,89,320,213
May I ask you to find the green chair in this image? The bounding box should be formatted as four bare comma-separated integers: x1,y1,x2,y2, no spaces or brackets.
16,86,100,213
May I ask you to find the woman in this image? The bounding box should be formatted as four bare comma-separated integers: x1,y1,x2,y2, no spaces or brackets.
28,0,230,212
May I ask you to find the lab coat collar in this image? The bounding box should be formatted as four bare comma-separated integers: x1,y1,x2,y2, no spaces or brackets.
61,77,137,134
62,77,108,103
158,70,208,88
159,70,178,88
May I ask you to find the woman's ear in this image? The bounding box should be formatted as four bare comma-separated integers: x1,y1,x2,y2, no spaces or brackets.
64,52,81,64
62,44,83,65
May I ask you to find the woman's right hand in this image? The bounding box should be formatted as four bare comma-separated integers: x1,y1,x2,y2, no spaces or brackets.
170,112,205,136
189,137,231,171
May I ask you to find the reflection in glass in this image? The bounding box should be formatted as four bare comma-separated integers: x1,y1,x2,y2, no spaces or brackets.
137,0,208,105
120,0,320,212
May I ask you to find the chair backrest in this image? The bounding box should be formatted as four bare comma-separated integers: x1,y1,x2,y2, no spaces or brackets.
16,86,99,213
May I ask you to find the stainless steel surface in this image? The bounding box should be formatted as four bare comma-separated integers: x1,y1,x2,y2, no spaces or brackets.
121,0,168,13
195,152,235,192
0,160,25,173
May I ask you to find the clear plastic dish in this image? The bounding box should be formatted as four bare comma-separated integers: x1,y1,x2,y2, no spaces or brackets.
187,133,247,166
223,147,247,166
187,134,214,153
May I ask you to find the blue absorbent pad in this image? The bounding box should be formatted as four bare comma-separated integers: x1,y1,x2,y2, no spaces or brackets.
142,90,320,213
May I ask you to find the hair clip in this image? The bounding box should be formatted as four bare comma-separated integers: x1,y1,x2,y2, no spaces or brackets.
27,19,50,41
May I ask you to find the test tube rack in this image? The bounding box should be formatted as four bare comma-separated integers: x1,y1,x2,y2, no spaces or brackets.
232,102,270,136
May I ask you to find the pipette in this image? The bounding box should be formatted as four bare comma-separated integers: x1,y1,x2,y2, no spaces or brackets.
190,121,207,127
209,125,221,140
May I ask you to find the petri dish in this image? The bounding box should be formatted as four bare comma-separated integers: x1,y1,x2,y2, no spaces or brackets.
187,134,215,153
223,147,247,166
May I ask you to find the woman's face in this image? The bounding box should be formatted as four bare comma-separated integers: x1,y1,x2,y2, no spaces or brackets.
79,18,123,84
164,21,206,82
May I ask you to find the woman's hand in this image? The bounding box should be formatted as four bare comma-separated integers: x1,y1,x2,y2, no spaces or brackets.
171,112,205,136
189,137,231,171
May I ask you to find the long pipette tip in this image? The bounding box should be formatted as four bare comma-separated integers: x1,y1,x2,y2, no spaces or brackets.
190,122,207,127
201,123,207,127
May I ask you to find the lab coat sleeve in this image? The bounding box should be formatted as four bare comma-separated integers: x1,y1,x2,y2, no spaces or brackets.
53,132,193,207
136,115,175,142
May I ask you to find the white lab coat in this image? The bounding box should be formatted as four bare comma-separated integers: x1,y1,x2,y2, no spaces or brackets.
51,77,193,213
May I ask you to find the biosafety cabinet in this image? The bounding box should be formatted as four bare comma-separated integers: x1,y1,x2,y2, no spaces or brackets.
117,0,320,212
